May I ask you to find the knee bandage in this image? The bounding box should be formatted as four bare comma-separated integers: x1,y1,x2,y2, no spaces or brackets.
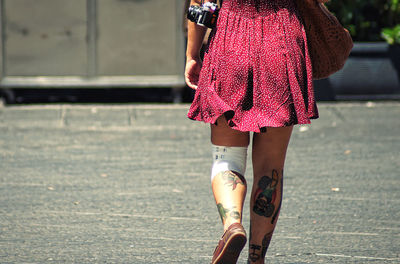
211,144,248,182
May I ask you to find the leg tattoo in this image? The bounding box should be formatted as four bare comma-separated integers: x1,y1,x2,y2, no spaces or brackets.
222,171,246,191
249,244,261,262
253,170,281,221
248,231,274,263
217,203,227,223
261,231,273,259
217,203,241,223
271,177,283,224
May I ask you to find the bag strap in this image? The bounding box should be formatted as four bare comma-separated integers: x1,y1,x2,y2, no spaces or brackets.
202,0,221,4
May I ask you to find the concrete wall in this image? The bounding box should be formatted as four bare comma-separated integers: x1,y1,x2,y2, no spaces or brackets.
0,0,186,87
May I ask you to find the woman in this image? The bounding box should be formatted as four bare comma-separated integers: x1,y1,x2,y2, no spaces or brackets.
185,0,319,263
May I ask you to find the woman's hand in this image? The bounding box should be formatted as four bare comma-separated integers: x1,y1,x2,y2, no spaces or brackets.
185,57,203,90
185,0,207,89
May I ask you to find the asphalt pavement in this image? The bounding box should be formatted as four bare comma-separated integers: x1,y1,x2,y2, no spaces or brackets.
0,102,399,263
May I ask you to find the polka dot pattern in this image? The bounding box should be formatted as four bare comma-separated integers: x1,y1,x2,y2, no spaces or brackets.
188,0,319,133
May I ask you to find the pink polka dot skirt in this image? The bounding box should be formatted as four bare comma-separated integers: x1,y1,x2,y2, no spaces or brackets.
188,0,319,133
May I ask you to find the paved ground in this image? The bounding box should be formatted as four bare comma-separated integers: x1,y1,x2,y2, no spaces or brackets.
0,102,399,263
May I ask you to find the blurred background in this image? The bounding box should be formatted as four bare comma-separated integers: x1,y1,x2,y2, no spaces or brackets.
0,0,399,104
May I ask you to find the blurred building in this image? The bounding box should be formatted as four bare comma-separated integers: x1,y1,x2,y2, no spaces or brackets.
0,0,185,91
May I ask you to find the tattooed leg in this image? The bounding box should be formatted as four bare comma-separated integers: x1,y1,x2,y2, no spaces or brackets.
248,126,293,263
249,169,284,263
212,170,247,230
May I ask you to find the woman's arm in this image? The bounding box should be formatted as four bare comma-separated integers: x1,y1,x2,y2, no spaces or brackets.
185,0,208,89
186,0,207,60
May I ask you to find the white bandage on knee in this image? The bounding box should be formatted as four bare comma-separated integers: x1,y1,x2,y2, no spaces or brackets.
211,144,248,182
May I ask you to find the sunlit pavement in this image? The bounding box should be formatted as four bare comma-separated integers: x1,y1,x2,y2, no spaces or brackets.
0,102,399,263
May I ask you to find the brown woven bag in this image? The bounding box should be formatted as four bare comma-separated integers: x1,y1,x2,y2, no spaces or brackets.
296,0,353,79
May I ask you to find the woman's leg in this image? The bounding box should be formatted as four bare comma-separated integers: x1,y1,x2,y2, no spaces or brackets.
248,126,293,264
210,116,250,263
211,115,250,230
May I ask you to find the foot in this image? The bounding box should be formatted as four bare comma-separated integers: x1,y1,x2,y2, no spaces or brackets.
211,223,247,264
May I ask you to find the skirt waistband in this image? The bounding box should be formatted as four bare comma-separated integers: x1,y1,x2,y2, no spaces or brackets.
221,0,296,18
